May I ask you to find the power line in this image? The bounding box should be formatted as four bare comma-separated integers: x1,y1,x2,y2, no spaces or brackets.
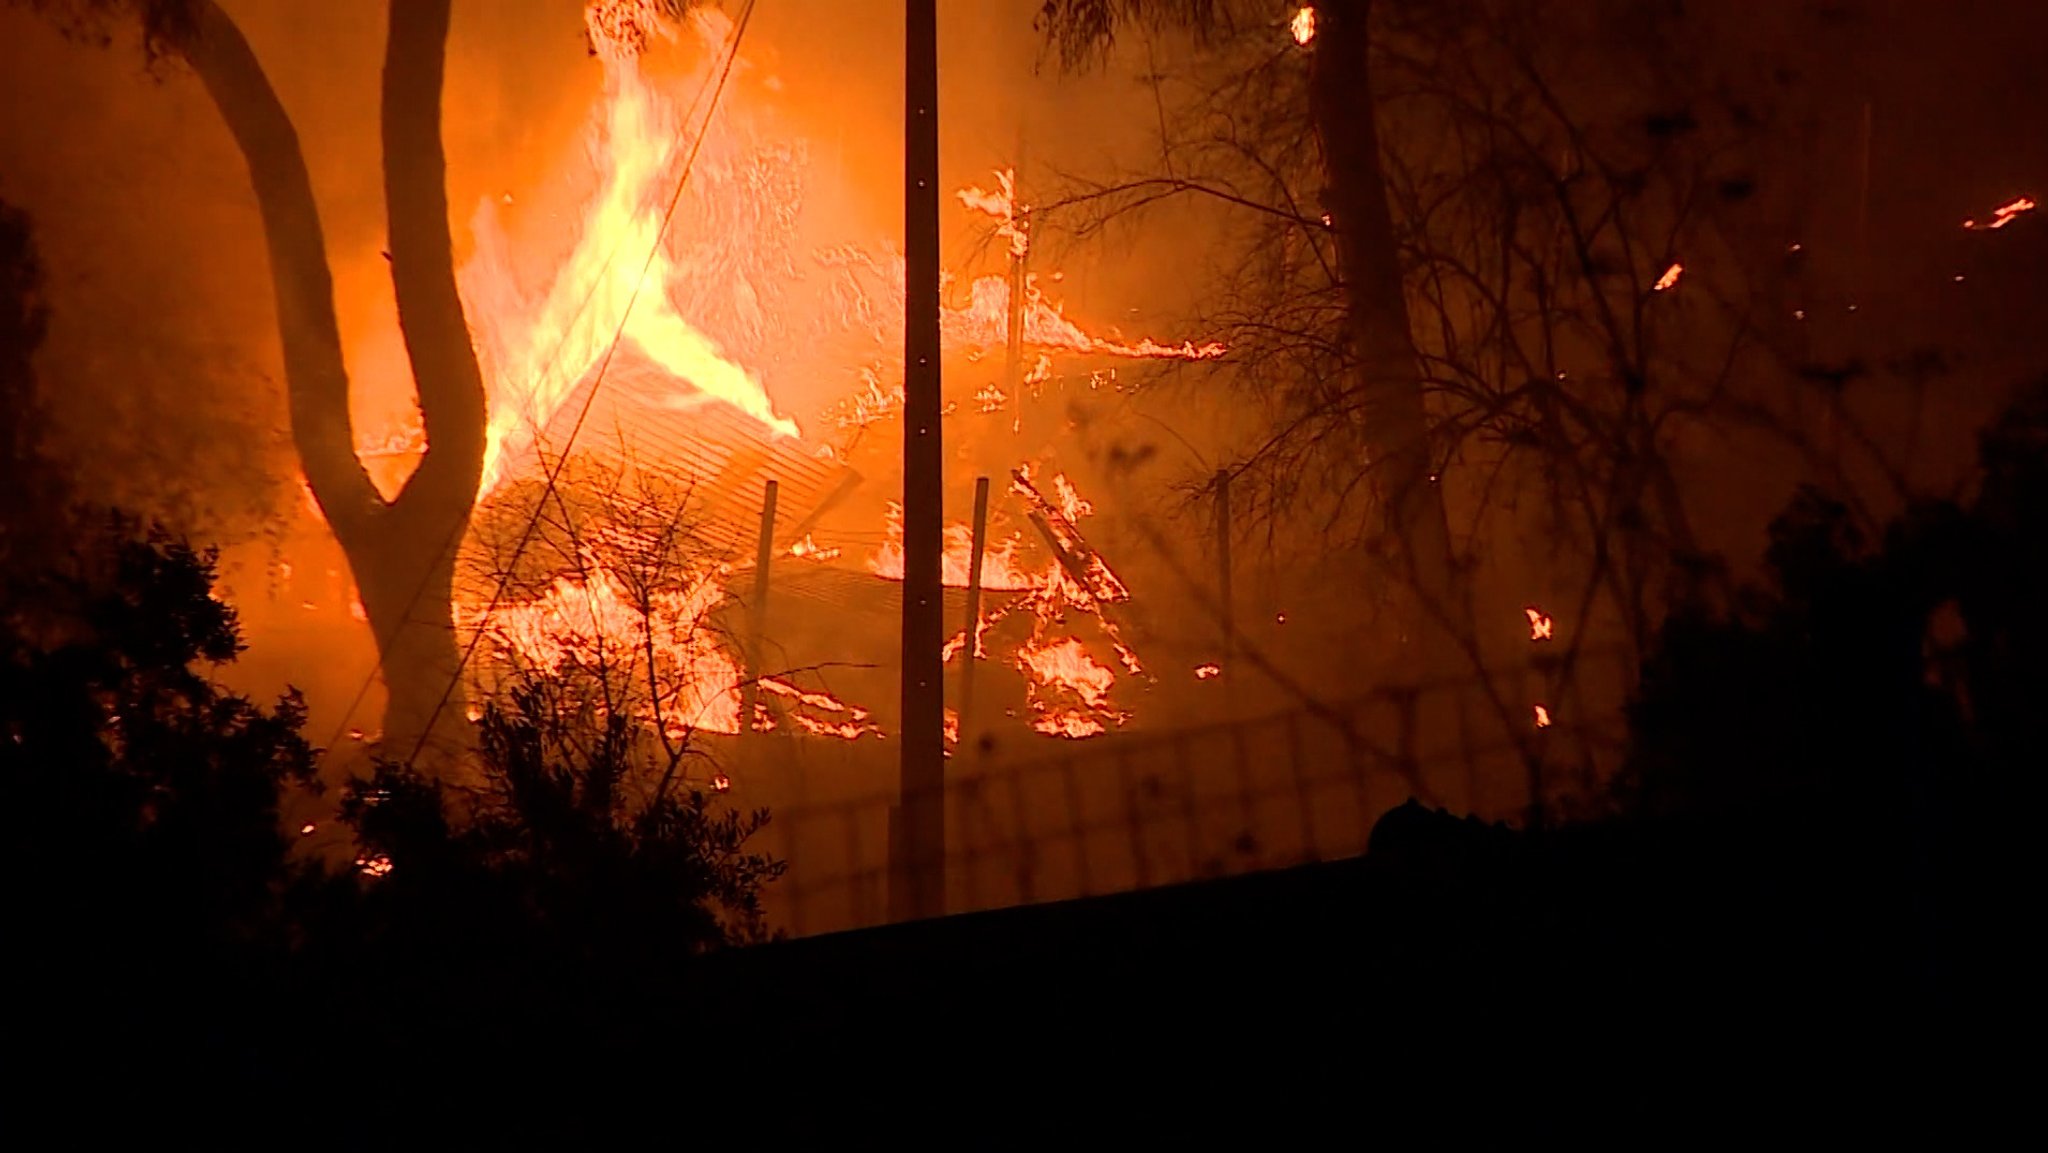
401,0,761,768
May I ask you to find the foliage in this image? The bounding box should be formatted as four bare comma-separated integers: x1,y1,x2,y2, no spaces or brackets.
1621,378,2048,823
342,679,786,959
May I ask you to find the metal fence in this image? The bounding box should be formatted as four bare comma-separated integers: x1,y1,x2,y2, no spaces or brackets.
752,648,1633,937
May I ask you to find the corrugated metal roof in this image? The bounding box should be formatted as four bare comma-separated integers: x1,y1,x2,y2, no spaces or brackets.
498,349,858,559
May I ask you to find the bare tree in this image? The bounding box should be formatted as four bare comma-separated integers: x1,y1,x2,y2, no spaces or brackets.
1039,0,1474,683
22,0,487,759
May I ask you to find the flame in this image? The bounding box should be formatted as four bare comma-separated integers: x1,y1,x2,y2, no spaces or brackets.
1194,663,1221,680
1525,607,1554,641
470,561,875,741
1652,262,1683,291
866,502,1045,591
1291,6,1317,45
356,854,395,878
1962,195,2036,230
1533,704,1553,729
957,168,1029,259
787,533,840,562
470,563,746,735
463,5,799,499
1015,637,1123,738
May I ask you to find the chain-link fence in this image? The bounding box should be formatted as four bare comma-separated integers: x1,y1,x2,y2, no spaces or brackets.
750,647,1633,936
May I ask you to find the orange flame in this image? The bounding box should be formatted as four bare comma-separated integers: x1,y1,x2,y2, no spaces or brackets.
463,5,799,499
1525,607,1554,641
866,502,1045,591
1533,704,1553,729
1962,196,2036,231
1652,262,1683,291
1291,7,1317,45
1015,636,1123,738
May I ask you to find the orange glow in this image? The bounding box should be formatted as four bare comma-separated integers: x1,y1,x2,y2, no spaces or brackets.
1652,262,1683,291
1525,607,1554,641
1194,663,1221,680
1533,704,1553,729
472,564,746,735
1015,636,1122,738
957,168,1030,259
787,533,841,562
463,6,799,499
299,823,317,836
356,854,394,878
710,771,731,793
866,502,1045,591
1962,196,2036,230
1291,7,1317,45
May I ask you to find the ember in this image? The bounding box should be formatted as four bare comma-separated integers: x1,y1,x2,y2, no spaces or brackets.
1291,7,1317,46
1962,195,2036,231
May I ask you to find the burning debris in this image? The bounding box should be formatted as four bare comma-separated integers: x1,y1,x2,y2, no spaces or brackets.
1962,195,2036,231
1652,261,1684,291
1291,6,1317,46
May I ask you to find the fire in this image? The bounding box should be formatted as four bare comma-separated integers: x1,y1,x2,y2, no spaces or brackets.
463,5,799,499
356,854,395,878
1525,607,1554,641
1962,195,2036,231
1652,262,1684,291
957,168,1029,259
1291,6,1317,46
1015,637,1123,738
470,563,746,735
866,502,1045,591
1533,704,1553,729
1194,663,1221,680
787,533,840,562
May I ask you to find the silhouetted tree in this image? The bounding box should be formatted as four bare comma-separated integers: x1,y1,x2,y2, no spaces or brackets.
16,0,488,760
1039,0,1474,682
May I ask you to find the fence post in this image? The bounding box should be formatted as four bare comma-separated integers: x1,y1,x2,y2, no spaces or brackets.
739,478,778,742
1214,469,1233,672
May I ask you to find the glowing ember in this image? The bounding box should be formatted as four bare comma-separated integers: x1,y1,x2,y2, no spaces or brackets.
710,771,731,793
787,533,841,562
1533,704,1553,729
299,823,317,836
464,5,800,498
1652,262,1684,291
1194,663,1221,680
356,854,395,878
1525,607,1554,641
1291,6,1317,45
1962,196,2036,231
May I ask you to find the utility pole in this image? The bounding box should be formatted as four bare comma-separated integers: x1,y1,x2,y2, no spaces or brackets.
895,0,946,922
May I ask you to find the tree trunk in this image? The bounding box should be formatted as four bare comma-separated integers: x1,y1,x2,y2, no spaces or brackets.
1310,0,1473,681
180,0,484,762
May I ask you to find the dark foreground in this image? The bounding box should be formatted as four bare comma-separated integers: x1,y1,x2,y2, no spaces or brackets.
26,798,2013,1145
